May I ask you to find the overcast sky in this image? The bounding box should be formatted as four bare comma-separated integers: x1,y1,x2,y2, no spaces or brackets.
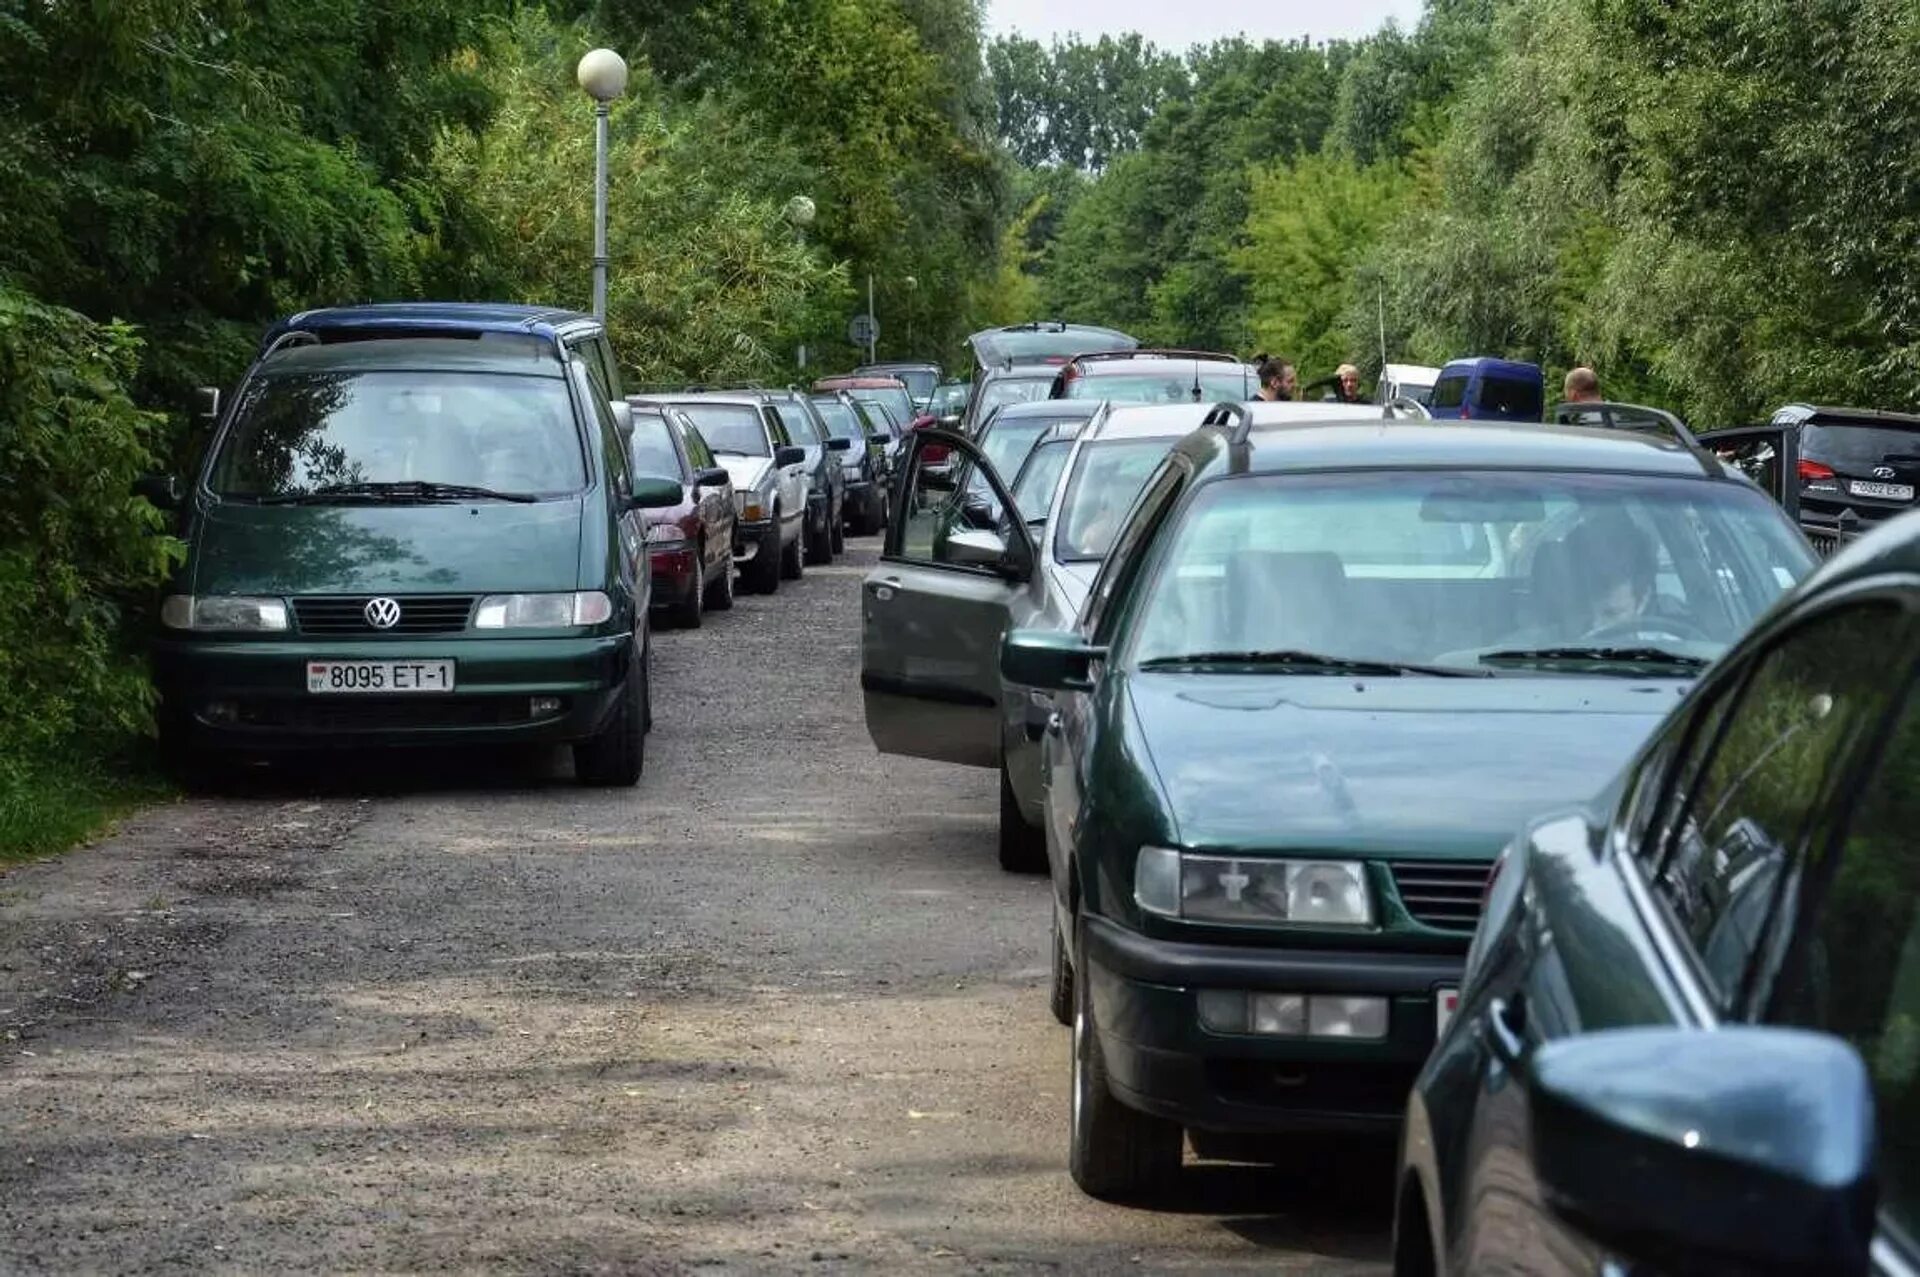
987,0,1426,51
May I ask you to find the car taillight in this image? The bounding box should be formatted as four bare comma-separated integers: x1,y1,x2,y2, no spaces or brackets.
923,443,950,464
1798,459,1836,482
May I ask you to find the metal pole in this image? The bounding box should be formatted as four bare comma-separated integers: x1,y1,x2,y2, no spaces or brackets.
592,102,611,319
867,274,876,364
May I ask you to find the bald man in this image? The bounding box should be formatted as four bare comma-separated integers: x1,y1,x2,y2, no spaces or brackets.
1564,366,1601,403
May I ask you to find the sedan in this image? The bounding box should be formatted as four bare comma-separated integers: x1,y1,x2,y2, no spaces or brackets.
628,403,737,627
1398,510,1920,1276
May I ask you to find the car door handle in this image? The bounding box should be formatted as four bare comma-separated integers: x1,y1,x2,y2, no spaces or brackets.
869,576,899,602
1487,995,1526,1067
1044,712,1063,736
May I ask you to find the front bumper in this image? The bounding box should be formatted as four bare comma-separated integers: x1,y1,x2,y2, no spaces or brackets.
1082,914,1462,1134
734,516,774,559
153,632,631,750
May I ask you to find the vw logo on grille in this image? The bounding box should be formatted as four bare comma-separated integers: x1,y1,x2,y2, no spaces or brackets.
363,597,402,630
1874,465,1898,479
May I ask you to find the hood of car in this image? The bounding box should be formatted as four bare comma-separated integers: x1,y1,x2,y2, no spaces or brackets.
715,453,774,493
1121,671,1683,859
189,498,587,595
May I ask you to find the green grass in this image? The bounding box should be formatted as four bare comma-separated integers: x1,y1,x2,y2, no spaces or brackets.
0,754,169,866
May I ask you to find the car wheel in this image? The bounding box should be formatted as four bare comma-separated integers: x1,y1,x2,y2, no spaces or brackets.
158,709,226,794
703,542,735,612
672,552,704,629
747,520,782,595
805,505,832,565
573,650,645,787
830,505,846,554
781,520,805,580
1049,908,1073,1027
997,760,1048,874
1069,919,1182,1202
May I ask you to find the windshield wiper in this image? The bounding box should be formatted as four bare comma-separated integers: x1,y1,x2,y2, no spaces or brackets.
254,481,538,505
1138,649,1489,677
1477,645,1707,671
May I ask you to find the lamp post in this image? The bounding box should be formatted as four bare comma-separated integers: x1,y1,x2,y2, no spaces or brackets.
576,48,629,319
784,196,815,368
903,274,918,356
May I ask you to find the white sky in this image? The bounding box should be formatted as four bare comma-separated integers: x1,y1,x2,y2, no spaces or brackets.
988,0,1426,51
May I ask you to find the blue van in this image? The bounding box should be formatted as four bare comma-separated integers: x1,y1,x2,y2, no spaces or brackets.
1426,357,1544,422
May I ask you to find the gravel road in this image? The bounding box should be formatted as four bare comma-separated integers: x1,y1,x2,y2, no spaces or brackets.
0,536,1391,1274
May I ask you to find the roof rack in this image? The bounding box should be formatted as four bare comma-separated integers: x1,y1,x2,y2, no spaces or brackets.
1202,401,1254,446
1550,400,1702,451
260,330,321,359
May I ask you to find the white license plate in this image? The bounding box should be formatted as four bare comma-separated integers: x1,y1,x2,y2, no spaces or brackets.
306,660,454,694
1849,479,1913,501
1436,988,1460,1040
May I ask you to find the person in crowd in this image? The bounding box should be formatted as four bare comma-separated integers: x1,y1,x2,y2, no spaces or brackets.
1253,354,1296,402
1330,363,1363,403
1564,366,1602,403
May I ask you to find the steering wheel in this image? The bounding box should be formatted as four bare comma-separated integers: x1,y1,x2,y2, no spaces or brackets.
1582,613,1713,644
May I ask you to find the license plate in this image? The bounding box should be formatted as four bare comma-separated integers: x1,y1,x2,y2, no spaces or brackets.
1436,988,1460,1040
1848,479,1913,501
306,660,454,694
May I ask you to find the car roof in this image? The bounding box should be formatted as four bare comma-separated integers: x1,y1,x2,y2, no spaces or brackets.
256,337,565,378
1437,356,1542,379
816,376,908,390
636,390,771,409
1086,402,1232,441
981,366,1059,384
265,302,601,347
1180,418,1738,480
854,362,939,373
1383,362,1441,381
1771,403,1920,430
989,400,1102,422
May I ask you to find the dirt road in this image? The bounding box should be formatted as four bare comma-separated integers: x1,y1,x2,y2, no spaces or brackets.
0,537,1390,1273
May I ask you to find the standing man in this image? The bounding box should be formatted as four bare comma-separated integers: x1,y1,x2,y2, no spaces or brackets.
1564,366,1601,403
1332,363,1362,403
1254,354,1296,401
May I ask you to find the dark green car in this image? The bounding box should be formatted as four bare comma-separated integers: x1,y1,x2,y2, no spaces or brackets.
1000,412,1817,1200
149,336,680,786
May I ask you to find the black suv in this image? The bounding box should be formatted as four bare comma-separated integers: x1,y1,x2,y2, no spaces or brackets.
762,388,849,564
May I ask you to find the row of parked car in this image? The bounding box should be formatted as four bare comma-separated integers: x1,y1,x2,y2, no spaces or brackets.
869,322,1920,1274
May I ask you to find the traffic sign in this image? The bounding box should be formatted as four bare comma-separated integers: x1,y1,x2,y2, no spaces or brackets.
847,313,879,347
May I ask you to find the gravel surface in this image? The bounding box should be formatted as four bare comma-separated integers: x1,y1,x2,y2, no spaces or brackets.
0,536,1390,1274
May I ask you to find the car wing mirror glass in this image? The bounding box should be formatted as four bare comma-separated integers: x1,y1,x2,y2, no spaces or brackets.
945,527,1007,569
694,466,730,488
1530,1026,1875,1274
1001,629,1104,692
826,437,853,452
774,445,806,467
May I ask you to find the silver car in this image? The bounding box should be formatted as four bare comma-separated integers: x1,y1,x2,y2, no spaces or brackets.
859,400,1417,872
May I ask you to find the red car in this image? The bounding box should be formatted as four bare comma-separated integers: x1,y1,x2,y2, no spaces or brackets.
625,403,738,628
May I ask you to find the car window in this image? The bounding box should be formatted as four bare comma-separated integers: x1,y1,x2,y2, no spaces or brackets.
679,417,715,469
773,404,815,445
584,371,630,499
1430,377,1467,410
852,395,902,436
210,369,587,497
1053,438,1185,562
976,376,1052,418
1083,459,1187,641
892,442,1016,571
1476,375,1541,419
1064,368,1252,404
981,417,1057,482
763,408,791,448
674,404,769,457
1768,663,1920,1239
1651,601,1906,1008
1801,422,1920,472
629,413,683,480
810,397,863,441
1011,439,1073,520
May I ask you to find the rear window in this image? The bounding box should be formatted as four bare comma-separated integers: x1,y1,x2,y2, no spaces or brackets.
628,413,682,480
1802,422,1920,471
1065,367,1253,404
1477,376,1542,420
676,404,768,457
1431,377,1467,410
977,376,1053,416
977,329,1137,364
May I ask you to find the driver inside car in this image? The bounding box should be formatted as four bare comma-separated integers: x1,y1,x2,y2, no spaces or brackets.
1565,514,1660,637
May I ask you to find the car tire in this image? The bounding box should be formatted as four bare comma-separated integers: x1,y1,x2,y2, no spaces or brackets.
998,760,1048,874
703,543,735,612
830,505,846,554
747,520,782,595
573,650,646,787
781,520,805,580
671,553,704,629
158,709,225,794
1069,919,1182,1202
805,505,832,565
1049,909,1073,1027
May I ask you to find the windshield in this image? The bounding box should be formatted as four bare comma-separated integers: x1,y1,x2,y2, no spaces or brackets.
977,375,1053,417
676,404,768,457
981,416,1059,479
629,414,682,480
975,328,1136,364
1802,422,1920,472
853,388,914,427
1012,439,1074,518
1054,437,1183,560
210,370,584,498
1064,367,1253,404
1127,470,1816,672
932,383,971,416
864,368,937,400
810,397,863,441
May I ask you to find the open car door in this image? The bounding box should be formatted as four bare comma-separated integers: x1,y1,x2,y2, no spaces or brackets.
1696,425,1801,522
860,430,1035,768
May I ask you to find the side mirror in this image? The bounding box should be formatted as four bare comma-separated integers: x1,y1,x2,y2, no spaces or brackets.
826,437,853,452
694,466,730,488
629,475,683,510
775,445,807,467
945,528,1008,569
868,432,890,446
1530,1026,1875,1275
196,386,222,421
608,400,634,442
133,474,184,510
1002,629,1105,692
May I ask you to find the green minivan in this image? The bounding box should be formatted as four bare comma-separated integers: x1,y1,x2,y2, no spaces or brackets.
147,329,679,786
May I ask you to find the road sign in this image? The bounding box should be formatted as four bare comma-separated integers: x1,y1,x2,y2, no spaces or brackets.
847,313,879,347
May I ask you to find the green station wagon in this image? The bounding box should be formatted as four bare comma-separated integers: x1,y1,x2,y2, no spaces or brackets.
998,410,1817,1200
148,334,679,786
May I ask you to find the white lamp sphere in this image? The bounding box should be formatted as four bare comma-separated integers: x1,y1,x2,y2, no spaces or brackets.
785,195,817,228
577,49,629,102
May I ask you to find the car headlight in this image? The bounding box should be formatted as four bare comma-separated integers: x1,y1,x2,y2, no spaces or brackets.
472,591,612,629
160,594,289,632
1134,848,1373,927
644,523,688,547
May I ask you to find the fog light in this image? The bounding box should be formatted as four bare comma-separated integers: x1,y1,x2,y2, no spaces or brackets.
530,696,563,717
1307,996,1388,1040
1253,993,1308,1036
1197,990,1248,1033
202,700,238,724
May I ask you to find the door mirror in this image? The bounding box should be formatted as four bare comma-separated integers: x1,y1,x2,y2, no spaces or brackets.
196,386,221,421
629,475,683,510
775,445,807,467
694,466,730,488
1530,1026,1875,1275
827,436,853,452
868,432,890,446
1002,630,1106,692
945,528,1007,569
608,400,634,443
133,474,184,510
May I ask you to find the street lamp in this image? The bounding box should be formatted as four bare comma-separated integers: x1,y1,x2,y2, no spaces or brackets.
903,275,918,355
577,48,629,319
784,196,815,369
